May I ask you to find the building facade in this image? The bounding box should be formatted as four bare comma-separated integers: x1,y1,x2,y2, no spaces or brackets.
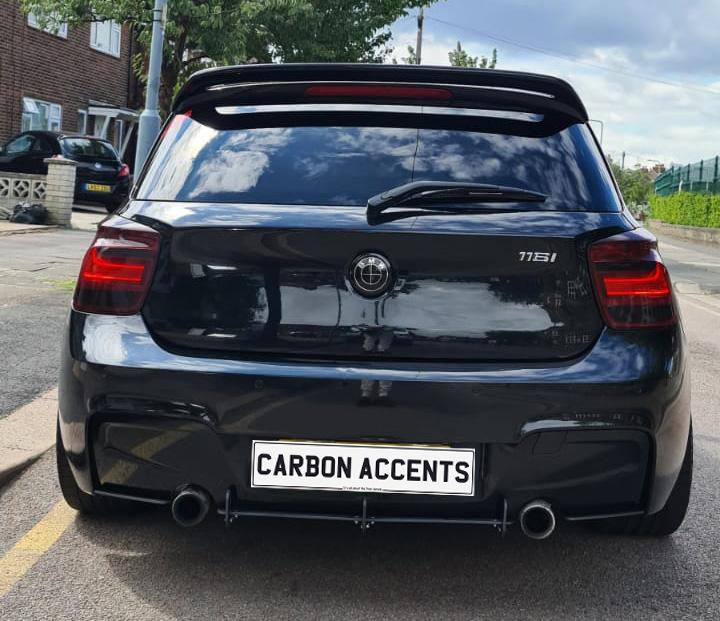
0,1,138,160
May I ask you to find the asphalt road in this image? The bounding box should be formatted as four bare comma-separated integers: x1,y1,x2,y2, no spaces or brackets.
0,230,719,620
0,230,93,419
659,235,720,294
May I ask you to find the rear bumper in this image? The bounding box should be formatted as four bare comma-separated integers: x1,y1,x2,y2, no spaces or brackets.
58,312,691,521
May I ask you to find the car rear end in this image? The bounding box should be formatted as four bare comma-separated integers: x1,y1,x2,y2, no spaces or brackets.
57,64,690,536
61,136,130,211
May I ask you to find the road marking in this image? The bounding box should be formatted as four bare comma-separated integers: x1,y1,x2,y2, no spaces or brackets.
0,501,74,599
673,261,720,268
679,295,720,319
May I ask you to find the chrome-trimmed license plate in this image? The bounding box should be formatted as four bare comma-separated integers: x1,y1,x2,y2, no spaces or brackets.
251,440,475,496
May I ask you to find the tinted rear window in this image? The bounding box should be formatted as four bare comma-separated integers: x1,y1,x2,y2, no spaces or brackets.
61,138,117,159
137,115,620,211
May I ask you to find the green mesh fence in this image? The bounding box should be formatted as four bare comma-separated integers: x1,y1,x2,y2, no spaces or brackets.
654,156,720,196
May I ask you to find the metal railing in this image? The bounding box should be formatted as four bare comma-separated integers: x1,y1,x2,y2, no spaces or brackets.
655,156,720,196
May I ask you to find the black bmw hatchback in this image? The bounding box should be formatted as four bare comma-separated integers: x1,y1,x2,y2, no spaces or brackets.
57,64,692,539
0,131,130,211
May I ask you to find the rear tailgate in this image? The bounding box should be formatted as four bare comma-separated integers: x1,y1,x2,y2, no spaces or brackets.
73,160,120,186
139,206,628,362
135,65,626,363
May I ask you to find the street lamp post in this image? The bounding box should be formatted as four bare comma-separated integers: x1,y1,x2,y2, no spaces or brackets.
134,0,167,175
416,8,424,65
589,118,604,146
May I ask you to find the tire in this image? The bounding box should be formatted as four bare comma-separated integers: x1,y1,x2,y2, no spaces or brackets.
56,422,121,515
591,423,693,536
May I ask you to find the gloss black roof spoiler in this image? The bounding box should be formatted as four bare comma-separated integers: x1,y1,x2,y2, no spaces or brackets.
171,63,589,125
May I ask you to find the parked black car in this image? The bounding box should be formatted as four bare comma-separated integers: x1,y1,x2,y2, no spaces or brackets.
0,130,130,212
57,64,692,539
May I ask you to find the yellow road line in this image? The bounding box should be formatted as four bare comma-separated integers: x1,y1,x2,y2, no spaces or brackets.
0,501,74,599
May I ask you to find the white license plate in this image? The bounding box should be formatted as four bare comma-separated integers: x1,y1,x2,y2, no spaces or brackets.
251,441,475,496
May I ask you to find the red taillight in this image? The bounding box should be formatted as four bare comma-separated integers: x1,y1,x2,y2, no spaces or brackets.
118,163,130,178
304,85,452,100
588,230,676,329
602,264,671,298
73,221,160,315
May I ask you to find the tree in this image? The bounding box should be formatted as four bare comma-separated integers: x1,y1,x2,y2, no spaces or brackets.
257,1,433,64
479,48,498,69
448,41,497,68
22,0,437,113
399,44,418,64
609,160,653,206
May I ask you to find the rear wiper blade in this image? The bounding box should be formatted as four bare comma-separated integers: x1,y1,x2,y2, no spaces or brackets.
367,181,547,218
367,206,520,226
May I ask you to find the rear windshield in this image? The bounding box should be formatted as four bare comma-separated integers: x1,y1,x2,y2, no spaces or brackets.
137,115,620,211
61,138,117,160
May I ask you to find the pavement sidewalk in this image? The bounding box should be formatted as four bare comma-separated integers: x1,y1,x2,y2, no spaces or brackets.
0,208,104,236
0,388,57,486
71,210,104,231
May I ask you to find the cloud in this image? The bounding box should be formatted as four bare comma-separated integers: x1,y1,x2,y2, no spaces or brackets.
389,9,720,166
404,0,720,78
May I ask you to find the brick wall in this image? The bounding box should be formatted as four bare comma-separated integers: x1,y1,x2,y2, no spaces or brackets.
0,0,133,143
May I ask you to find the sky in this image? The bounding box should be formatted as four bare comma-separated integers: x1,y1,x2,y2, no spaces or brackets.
389,0,720,167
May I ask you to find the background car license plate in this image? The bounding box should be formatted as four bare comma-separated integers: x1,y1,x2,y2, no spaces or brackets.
251,440,475,496
85,183,111,192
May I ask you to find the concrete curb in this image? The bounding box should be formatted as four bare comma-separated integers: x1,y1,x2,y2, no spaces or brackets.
0,388,58,487
0,207,103,236
647,219,720,245
0,224,60,237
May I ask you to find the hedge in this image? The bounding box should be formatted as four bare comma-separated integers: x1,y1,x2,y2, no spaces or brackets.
649,193,720,228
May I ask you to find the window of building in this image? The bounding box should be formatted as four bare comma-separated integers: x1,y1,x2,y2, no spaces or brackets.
90,20,121,57
77,110,88,134
27,12,68,38
92,115,108,138
21,97,62,132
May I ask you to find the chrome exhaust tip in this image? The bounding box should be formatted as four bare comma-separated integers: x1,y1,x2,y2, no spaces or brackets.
519,500,556,540
171,486,211,527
